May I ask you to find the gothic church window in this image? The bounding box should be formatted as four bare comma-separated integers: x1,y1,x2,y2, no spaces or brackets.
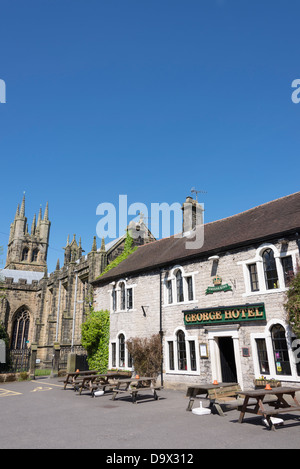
32,249,39,262
11,308,30,350
21,248,29,261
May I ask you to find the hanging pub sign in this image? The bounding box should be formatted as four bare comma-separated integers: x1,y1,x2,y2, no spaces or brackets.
183,302,266,326
205,275,232,295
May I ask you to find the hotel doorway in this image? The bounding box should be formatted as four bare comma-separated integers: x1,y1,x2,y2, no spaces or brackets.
218,337,238,383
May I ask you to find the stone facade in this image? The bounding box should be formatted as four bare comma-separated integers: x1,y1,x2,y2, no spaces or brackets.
93,193,300,390
0,195,155,367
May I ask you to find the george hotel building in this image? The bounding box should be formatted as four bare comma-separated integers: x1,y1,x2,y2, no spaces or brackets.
92,192,300,390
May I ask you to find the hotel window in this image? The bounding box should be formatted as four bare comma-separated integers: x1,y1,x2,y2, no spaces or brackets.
112,289,117,312
186,276,194,301
271,324,291,376
120,282,126,310
176,270,184,303
119,334,125,368
166,280,173,304
263,249,279,290
164,266,196,305
255,339,270,374
189,341,197,371
113,280,134,312
111,343,116,368
127,288,133,310
168,341,175,370
249,264,259,292
177,330,187,370
281,256,294,286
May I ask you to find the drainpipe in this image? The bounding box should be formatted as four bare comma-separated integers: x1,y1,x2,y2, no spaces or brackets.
159,269,163,387
71,273,78,349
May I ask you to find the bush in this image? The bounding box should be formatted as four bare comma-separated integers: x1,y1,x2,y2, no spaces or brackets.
126,334,162,378
81,309,110,373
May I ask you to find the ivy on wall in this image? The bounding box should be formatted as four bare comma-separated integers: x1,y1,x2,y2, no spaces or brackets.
97,230,138,278
81,309,110,373
285,269,300,338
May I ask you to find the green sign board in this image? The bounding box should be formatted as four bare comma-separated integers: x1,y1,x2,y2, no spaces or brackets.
205,284,232,294
183,303,266,326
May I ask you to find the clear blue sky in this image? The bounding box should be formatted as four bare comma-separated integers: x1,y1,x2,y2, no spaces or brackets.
0,0,300,272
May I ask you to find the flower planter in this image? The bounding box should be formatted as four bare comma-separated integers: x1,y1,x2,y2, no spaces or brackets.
254,379,281,388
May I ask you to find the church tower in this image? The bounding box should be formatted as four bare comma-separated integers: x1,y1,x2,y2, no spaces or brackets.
5,194,51,272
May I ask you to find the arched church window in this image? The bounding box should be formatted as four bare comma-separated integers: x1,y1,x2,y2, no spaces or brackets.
11,308,30,350
21,248,29,261
32,249,39,262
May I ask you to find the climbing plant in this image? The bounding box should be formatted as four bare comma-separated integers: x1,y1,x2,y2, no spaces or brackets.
285,268,300,338
81,309,110,373
97,230,138,278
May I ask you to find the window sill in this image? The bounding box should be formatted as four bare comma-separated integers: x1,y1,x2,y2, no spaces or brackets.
165,370,199,376
243,287,288,297
163,299,198,307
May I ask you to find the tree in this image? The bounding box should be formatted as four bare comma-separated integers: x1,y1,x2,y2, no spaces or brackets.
81,309,110,373
126,334,162,378
285,269,300,338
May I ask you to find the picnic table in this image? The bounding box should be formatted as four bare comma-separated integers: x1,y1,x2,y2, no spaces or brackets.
111,377,162,403
186,382,240,416
238,386,300,430
74,372,126,395
61,370,98,390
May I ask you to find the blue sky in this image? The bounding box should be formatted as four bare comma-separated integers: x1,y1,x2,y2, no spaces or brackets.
0,0,300,272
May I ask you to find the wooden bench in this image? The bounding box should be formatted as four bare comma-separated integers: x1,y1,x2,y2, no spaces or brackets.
111,378,162,404
207,384,242,416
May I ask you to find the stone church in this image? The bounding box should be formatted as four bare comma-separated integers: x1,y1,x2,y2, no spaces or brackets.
0,194,155,368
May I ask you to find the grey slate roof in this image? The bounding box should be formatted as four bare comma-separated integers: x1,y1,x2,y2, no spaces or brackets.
0,269,45,284
92,191,300,285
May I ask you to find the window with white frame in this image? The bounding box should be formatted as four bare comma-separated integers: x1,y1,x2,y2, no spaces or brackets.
239,243,297,296
251,320,300,381
111,279,135,312
164,266,197,305
165,328,199,374
110,332,133,370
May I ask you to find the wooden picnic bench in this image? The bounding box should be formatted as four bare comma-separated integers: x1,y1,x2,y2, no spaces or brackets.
186,382,241,416
60,370,98,390
111,377,162,404
74,372,125,395
238,386,300,431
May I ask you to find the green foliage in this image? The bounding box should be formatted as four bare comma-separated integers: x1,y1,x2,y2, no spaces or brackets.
81,309,110,373
285,269,300,338
126,334,162,378
98,231,138,278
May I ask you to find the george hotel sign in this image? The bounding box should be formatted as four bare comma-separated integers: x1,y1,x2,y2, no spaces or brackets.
183,303,266,326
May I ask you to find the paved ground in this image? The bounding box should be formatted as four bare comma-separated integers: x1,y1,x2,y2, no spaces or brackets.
0,377,300,451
